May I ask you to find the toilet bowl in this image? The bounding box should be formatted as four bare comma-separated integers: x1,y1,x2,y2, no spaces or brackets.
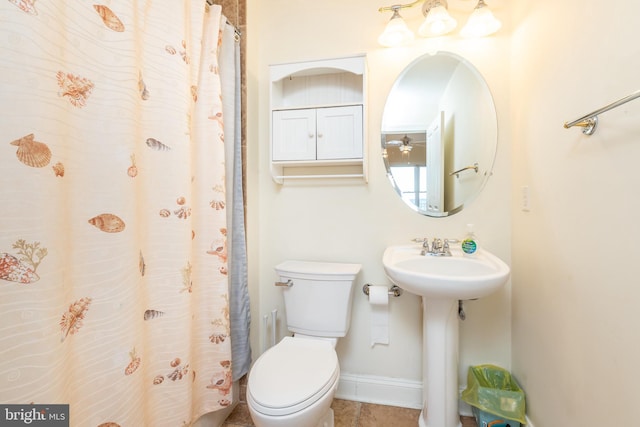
247,337,339,427
246,260,361,427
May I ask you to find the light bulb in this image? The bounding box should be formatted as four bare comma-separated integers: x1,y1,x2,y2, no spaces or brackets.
378,9,415,47
418,4,457,37
461,0,501,37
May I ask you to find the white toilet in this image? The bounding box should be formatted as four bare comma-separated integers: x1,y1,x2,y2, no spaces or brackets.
246,260,362,427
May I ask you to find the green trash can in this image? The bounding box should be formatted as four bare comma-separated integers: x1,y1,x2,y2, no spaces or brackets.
461,364,526,426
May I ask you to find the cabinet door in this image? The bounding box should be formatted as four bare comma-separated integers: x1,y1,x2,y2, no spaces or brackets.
272,109,316,161
316,106,363,160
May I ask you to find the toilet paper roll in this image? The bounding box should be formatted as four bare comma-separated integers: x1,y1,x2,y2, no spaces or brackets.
368,285,389,347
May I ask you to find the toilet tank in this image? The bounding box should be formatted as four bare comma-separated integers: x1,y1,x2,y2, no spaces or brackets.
275,260,361,338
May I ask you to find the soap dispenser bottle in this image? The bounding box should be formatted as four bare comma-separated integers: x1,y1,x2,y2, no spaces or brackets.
461,224,478,256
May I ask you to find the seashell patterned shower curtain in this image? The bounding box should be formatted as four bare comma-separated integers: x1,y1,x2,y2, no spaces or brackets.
0,1,237,425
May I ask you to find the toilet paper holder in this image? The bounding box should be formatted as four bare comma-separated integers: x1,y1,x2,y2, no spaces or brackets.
363,283,403,298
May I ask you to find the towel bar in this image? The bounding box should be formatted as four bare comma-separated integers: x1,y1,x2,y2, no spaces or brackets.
564,89,640,135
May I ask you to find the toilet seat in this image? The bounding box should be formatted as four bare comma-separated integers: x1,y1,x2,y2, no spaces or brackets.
248,337,339,417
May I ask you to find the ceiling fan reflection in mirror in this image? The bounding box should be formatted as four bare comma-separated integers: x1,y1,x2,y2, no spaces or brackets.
386,134,420,154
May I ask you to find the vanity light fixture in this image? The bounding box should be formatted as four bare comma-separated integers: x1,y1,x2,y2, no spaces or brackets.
377,0,500,47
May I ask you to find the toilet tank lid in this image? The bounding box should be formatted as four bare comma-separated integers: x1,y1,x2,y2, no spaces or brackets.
275,260,361,280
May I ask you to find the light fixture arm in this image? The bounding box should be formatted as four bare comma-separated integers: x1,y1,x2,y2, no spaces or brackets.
379,0,449,15
421,0,448,16
378,0,423,14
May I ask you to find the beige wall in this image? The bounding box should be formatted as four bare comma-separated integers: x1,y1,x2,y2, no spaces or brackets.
247,0,512,395
510,0,640,425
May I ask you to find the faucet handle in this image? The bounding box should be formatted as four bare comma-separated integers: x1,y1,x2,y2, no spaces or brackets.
412,237,428,243
443,239,452,256
418,238,430,255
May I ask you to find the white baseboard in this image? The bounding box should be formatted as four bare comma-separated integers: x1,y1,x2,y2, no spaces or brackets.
335,372,423,410
336,376,477,415
337,374,534,427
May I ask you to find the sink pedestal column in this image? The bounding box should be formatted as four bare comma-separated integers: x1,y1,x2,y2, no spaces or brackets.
418,297,462,427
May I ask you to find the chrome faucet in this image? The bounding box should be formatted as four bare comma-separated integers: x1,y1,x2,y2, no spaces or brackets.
418,238,452,257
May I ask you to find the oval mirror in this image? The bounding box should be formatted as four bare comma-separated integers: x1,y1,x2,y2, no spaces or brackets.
381,51,497,217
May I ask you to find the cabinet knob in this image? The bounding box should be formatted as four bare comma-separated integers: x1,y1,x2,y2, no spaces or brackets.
317,132,323,138
308,133,314,138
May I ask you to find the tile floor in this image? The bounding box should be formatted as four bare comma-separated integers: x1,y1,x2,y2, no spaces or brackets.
221,398,478,427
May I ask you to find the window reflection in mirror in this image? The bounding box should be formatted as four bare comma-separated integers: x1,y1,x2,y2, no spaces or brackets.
382,131,427,211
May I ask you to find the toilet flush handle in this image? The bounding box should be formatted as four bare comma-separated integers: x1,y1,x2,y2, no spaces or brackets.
274,279,293,287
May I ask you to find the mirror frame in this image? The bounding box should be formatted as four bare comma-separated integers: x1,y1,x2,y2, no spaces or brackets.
380,51,498,217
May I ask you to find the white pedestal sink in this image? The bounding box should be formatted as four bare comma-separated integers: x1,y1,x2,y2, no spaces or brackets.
382,244,510,427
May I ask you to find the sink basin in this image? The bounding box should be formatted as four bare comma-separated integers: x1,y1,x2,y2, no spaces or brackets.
382,243,510,427
382,244,510,300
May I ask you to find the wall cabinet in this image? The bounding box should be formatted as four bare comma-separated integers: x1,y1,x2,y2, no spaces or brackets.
272,105,363,161
270,55,367,183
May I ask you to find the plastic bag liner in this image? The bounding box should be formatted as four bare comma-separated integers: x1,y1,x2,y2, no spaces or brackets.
461,364,526,425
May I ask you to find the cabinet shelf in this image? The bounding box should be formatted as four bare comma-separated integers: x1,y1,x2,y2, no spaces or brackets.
271,162,367,184
272,158,363,167
272,173,367,182
270,54,367,184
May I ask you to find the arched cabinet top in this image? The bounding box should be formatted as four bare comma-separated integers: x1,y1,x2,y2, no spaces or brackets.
270,54,366,82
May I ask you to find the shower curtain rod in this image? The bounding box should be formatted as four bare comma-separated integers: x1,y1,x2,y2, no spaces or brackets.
205,0,242,38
